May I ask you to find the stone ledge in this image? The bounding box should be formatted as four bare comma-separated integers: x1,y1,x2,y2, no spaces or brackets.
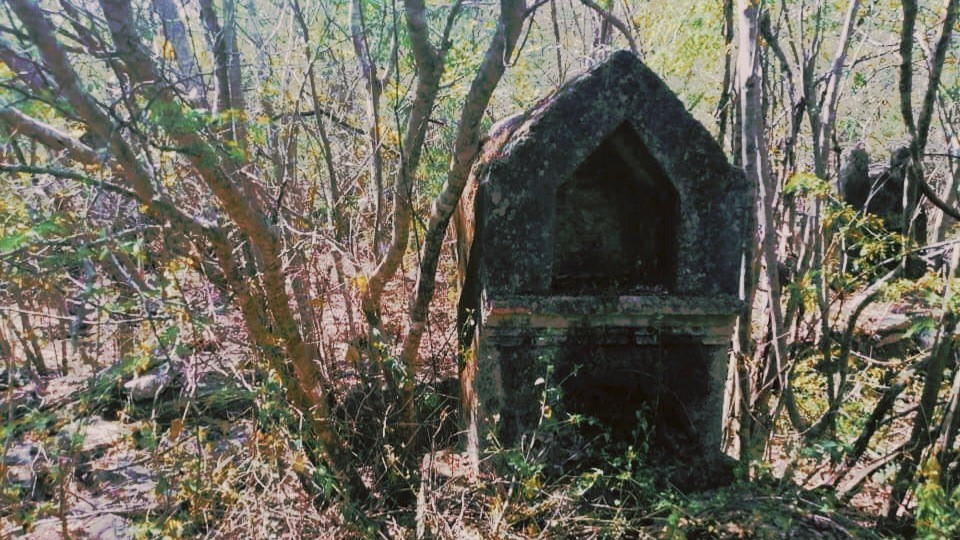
480,294,741,345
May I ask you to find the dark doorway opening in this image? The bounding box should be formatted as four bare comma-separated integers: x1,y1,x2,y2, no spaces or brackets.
551,123,680,294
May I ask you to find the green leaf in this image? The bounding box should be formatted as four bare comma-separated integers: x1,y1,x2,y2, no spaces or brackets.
0,231,27,253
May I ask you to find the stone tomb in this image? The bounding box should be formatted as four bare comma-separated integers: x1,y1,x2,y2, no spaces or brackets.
456,51,752,488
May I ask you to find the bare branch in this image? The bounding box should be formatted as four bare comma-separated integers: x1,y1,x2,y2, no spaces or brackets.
899,0,960,221
0,37,54,94
578,0,638,54
916,0,958,154
899,0,918,138
814,0,861,177
151,0,209,107
0,107,100,164
270,108,365,136
9,0,157,202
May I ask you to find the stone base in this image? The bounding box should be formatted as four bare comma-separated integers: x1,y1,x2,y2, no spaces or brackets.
462,294,738,489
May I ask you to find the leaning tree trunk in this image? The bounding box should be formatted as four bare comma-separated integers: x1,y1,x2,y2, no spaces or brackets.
361,0,452,324
397,0,528,437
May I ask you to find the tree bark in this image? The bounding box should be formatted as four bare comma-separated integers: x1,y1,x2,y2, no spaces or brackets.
900,0,960,229
716,0,735,145
886,311,958,520
737,0,788,457
813,0,861,179
349,0,386,254
397,0,527,427
0,107,100,165
361,0,452,323
151,0,208,107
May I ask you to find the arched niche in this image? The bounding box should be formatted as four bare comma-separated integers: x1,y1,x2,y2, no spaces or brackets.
551,123,680,293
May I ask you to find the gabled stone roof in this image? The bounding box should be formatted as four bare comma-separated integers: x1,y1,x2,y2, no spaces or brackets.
462,50,752,299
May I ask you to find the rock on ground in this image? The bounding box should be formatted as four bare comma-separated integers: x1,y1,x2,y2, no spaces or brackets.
57,417,131,455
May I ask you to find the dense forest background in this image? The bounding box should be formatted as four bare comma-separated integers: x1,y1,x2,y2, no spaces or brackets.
2,0,960,537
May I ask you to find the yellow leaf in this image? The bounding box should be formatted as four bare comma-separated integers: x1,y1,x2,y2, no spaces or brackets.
344,344,360,365
352,275,369,294
169,419,184,440
160,40,176,61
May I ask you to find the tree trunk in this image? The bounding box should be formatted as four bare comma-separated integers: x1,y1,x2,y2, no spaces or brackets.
737,0,787,459
813,0,861,179
397,0,528,433
350,0,386,254
362,0,454,323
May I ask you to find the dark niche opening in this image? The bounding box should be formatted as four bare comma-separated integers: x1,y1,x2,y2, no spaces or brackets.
551,123,680,294
556,328,710,465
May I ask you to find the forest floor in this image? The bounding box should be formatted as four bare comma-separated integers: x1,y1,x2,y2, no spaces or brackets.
0,280,942,538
